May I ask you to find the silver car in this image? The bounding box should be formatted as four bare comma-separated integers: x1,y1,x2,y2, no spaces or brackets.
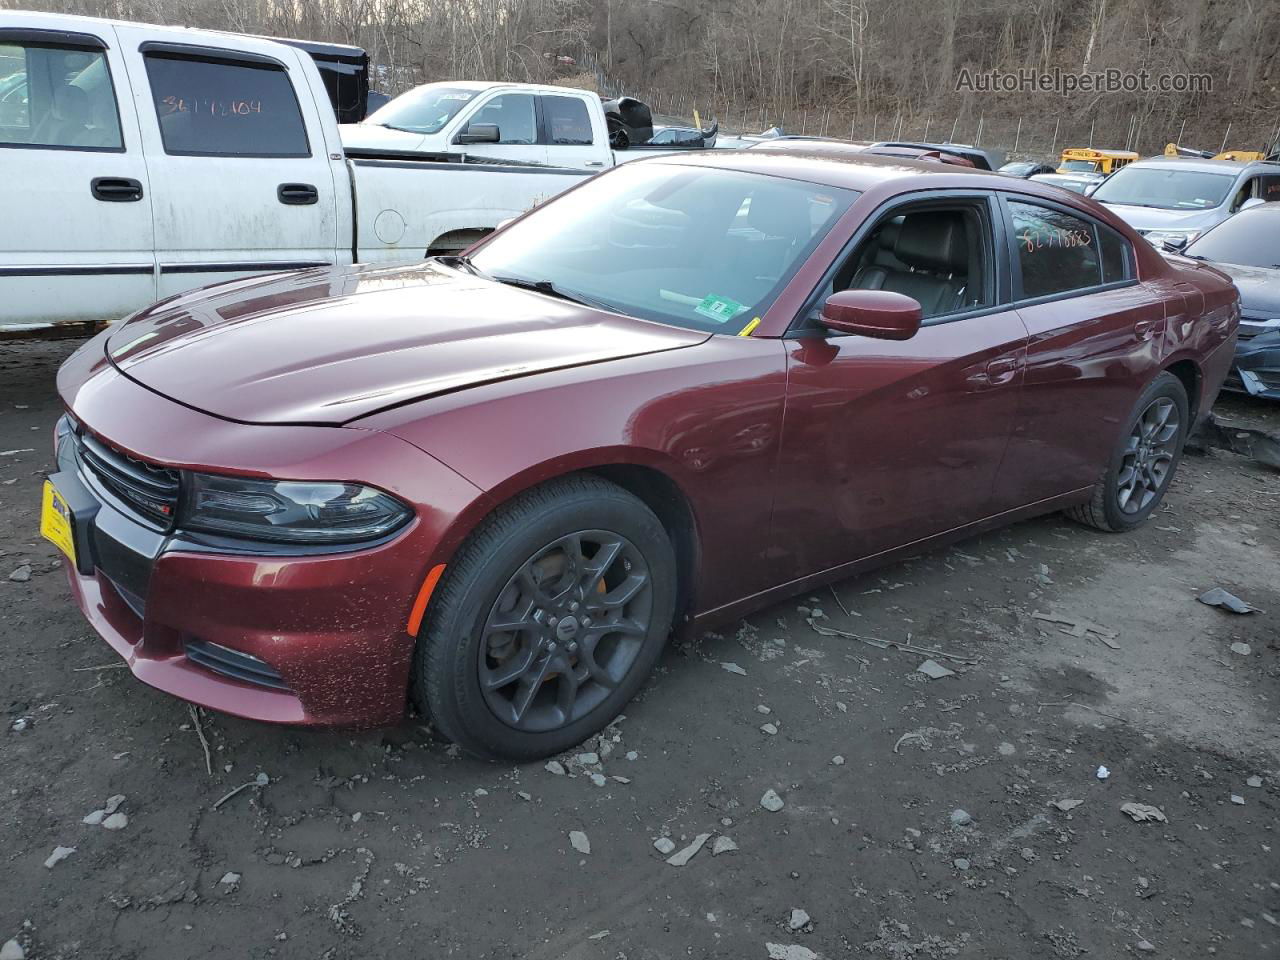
1092,156,1280,249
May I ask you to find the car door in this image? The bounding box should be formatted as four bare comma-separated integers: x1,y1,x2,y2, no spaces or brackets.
0,22,155,326
112,27,341,299
770,192,1029,581
450,90,546,166
994,195,1163,506
539,92,607,170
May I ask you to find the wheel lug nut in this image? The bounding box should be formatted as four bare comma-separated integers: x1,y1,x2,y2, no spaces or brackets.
548,616,558,627
568,642,578,653
547,641,557,653
569,601,579,612
582,616,592,626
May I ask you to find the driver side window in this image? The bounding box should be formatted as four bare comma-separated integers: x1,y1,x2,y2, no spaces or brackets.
815,201,994,325
471,93,536,145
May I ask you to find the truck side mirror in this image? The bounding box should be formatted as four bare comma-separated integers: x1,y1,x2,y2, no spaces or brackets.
457,123,500,145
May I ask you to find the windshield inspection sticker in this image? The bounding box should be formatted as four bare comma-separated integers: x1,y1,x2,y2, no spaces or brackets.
694,294,748,324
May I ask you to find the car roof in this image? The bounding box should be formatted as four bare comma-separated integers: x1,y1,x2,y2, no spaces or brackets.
651,147,1066,194
1124,156,1279,175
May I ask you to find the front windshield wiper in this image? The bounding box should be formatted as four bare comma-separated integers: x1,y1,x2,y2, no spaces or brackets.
490,275,617,313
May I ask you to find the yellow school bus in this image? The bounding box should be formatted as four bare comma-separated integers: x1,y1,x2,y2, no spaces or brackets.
1058,148,1139,175
1214,149,1265,163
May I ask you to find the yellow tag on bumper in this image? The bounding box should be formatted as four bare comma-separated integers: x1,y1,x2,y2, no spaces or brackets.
40,480,76,566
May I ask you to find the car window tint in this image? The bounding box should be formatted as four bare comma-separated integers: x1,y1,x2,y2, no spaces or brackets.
144,54,309,157
1256,175,1280,202
542,95,592,145
1010,201,1102,298
470,93,536,144
1099,226,1130,283
0,42,122,150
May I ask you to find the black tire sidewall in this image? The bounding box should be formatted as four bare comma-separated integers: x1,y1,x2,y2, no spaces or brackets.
1099,373,1189,531
421,484,675,761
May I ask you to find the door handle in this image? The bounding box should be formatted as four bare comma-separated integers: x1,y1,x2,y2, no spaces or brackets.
585,160,605,167
1134,318,1155,338
91,177,143,202
277,183,319,205
986,357,1019,378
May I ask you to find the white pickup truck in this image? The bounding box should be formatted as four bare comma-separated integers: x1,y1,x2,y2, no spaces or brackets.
0,11,697,330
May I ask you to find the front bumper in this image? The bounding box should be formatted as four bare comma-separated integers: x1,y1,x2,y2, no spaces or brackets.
53,347,486,726
1224,331,1280,399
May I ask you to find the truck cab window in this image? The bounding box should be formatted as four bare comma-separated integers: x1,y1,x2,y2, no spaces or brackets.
469,93,535,145
143,54,310,157
0,43,122,150
542,95,592,145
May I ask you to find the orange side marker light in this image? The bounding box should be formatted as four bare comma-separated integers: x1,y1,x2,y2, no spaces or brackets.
407,563,447,637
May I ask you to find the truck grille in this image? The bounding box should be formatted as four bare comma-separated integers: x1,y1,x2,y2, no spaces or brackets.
75,432,181,528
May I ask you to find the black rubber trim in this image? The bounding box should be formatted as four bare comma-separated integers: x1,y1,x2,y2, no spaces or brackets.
349,155,587,176
158,261,330,275
0,264,152,277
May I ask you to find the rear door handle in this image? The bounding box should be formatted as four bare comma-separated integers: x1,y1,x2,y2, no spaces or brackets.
585,160,605,167
1134,318,1156,338
986,357,1019,378
277,183,319,205
91,177,143,202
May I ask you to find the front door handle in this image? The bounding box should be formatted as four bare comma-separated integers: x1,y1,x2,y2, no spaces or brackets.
277,183,319,205
91,177,143,202
985,357,1019,380
1134,318,1157,338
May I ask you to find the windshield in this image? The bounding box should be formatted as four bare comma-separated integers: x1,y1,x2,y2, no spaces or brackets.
1061,160,1099,173
1093,166,1236,209
1186,209,1280,267
364,85,477,134
471,163,856,334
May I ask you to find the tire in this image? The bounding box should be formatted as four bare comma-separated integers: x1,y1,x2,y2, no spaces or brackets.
1066,371,1189,532
413,475,676,761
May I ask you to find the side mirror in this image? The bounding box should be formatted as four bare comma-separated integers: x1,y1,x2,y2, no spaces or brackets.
1160,235,1189,253
1083,182,1100,196
1240,197,1265,211
457,122,500,145
819,289,922,340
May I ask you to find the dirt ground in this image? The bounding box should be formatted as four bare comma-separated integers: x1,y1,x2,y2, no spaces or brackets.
1,338,1277,960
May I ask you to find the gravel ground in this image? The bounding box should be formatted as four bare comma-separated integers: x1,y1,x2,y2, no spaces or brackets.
1,339,1277,960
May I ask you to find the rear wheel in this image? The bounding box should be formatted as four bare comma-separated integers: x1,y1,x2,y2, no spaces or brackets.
413,476,675,761
1067,372,1188,532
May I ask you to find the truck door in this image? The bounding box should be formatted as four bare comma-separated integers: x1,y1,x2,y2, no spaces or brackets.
539,92,608,170
449,90,546,167
112,27,341,299
0,22,155,326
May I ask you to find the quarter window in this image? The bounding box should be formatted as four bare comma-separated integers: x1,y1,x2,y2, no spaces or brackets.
1099,226,1130,284
1010,201,1102,298
542,95,593,145
0,42,122,150
143,54,309,157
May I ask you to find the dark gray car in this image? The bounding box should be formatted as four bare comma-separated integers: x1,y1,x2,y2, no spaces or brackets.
1180,204,1280,399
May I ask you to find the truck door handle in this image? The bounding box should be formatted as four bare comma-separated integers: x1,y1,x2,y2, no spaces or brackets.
277,183,319,205
585,160,605,167
91,177,143,202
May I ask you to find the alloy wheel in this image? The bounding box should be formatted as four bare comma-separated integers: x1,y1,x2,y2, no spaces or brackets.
1116,396,1180,515
477,530,653,732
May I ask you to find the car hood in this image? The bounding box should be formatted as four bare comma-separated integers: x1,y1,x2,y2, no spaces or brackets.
1198,261,1280,317
105,262,707,425
338,122,429,153
1098,203,1218,234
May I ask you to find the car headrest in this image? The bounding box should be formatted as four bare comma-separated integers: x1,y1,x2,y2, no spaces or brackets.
748,189,811,243
894,212,968,274
53,84,91,123
877,220,901,251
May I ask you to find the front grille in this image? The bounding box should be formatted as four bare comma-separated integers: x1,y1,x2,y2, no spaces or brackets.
185,639,291,691
75,432,180,528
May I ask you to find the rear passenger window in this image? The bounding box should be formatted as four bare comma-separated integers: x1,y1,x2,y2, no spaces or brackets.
543,95,593,145
1257,175,1280,202
1010,201,1101,299
143,54,309,157
0,41,122,150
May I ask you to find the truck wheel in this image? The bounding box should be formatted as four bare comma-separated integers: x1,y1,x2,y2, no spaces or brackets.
1066,372,1188,532
413,475,676,761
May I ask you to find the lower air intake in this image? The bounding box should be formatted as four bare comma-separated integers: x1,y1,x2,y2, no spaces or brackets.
185,639,291,691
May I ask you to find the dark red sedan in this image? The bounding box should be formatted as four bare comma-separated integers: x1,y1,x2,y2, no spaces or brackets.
48,151,1238,760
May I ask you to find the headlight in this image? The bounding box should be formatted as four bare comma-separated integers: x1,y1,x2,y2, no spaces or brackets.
182,473,412,544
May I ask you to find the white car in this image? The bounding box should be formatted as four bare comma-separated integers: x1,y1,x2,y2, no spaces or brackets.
0,13,611,328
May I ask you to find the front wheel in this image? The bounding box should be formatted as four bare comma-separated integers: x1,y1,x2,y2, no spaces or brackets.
1066,371,1189,532
413,476,676,761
